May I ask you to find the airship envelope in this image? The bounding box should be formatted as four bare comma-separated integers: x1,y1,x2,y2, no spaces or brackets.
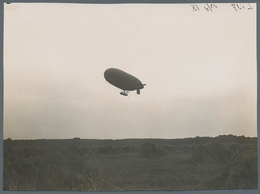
104,68,145,96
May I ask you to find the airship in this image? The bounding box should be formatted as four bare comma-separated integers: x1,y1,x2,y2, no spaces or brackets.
104,68,146,96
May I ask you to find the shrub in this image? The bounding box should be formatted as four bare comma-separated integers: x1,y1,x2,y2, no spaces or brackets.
139,142,168,158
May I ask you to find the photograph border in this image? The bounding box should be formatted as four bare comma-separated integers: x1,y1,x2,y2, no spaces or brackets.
0,0,259,194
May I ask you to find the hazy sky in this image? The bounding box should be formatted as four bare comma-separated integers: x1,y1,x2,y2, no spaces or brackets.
4,3,257,139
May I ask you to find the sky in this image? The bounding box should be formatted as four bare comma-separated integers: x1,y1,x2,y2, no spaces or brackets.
3,3,257,139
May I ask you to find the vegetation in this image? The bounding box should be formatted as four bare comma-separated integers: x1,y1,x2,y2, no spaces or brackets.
3,135,257,191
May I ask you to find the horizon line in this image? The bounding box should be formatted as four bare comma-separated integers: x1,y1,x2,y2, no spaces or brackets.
4,134,256,141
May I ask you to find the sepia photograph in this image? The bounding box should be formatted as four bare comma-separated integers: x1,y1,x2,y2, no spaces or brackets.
3,2,257,191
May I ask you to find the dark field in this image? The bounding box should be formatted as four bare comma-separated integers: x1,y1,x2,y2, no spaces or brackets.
3,135,258,191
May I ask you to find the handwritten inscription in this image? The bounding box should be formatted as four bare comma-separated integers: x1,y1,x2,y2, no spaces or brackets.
190,4,217,12
190,3,253,12
231,3,253,11
190,5,200,12
204,4,218,12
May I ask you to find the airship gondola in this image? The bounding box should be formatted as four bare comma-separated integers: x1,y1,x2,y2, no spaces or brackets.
104,68,145,96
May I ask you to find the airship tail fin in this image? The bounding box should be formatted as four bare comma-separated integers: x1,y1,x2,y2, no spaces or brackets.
137,89,140,94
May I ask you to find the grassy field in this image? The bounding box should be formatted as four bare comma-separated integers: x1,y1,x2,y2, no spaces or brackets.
3,135,258,191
